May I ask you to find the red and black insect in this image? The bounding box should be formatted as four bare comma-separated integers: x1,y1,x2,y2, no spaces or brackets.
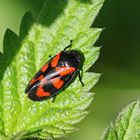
25,42,84,101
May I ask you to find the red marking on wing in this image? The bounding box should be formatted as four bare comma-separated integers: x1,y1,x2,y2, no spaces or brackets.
41,64,49,73
56,67,76,76
51,52,61,67
51,77,64,89
30,75,44,85
36,85,51,97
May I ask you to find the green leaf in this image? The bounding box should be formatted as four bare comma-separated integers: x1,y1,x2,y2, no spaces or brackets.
102,100,140,140
0,0,104,139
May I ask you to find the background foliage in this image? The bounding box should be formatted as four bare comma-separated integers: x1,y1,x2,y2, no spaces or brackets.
0,0,140,140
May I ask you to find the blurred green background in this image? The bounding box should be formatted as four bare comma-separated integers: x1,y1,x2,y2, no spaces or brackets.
0,0,140,139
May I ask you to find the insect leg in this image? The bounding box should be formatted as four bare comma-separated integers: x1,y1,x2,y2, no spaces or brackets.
77,69,84,86
52,94,57,102
64,40,73,50
49,55,52,59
